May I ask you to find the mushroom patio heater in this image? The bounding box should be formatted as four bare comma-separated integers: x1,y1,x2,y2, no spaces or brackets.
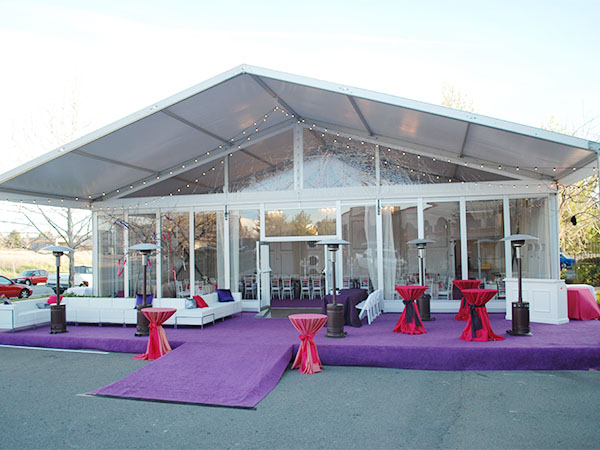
501,234,537,336
130,243,160,337
42,245,73,334
317,238,349,338
408,238,436,321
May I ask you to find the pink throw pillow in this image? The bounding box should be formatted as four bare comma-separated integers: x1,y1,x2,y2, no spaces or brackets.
194,295,209,308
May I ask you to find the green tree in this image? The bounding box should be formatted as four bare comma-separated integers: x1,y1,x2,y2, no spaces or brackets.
542,117,600,257
6,230,22,248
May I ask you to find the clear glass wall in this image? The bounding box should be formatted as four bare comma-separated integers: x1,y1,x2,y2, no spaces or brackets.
229,210,260,295
265,208,336,237
382,204,418,299
128,213,158,297
466,200,505,285
194,211,225,291
509,197,550,278
341,206,377,292
98,213,125,297
423,202,462,298
160,213,190,298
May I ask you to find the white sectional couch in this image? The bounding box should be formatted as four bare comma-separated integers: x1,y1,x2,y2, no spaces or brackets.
62,292,242,327
0,299,51,331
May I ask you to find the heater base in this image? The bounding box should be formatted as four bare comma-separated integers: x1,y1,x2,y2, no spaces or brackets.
326,303,346,338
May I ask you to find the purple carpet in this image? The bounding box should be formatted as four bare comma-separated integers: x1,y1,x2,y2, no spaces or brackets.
1,313,599,371
91,342,292,408
270,297,325,308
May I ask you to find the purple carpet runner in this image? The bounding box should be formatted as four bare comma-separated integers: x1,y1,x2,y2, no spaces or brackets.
92,342,293,408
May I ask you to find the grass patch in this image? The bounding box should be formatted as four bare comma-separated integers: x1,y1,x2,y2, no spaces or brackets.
0,249,92,278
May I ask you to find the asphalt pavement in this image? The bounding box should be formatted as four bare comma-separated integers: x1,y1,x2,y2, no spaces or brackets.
0,346,599,449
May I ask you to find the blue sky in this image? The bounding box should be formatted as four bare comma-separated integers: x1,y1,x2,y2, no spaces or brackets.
1,0,599,170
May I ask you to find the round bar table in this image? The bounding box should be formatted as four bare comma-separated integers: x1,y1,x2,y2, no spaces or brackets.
459,289,505,342
134,308,177,361
393,285,428,335
289,313,328,374
453,280,482,320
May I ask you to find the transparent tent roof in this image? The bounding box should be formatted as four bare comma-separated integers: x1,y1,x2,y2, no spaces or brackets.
0,64,597,206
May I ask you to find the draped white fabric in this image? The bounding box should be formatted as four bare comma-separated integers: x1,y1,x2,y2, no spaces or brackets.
363,206,379,290
511,198,550,278
229,211,240,292
382,208,396,300
217,211,225,288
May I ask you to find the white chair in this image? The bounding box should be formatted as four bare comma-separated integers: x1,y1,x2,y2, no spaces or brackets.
310,276,324,299
271,276,282,299
356,289,383,325
243,276,256,299
360,277,370,292
175,281,186,298
437,277,452,299
281,276,293,299
342,277,351,290
299,276,311,299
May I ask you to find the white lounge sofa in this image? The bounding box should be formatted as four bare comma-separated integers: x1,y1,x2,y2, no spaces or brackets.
0,299,51,331
62,292,242,327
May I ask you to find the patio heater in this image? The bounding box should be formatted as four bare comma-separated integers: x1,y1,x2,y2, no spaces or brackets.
408,238,436,321
501,234,537,336
130,243,160,337
42,245,73,334
317,238,349,338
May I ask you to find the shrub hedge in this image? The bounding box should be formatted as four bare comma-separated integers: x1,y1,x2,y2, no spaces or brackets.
575,257,600,287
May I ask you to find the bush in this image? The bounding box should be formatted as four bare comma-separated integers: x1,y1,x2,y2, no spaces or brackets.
575,257,600,286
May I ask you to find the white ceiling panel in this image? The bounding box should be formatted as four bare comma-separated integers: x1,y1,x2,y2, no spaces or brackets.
355,97,468,154
463,125,593,177
1,153,149,198
167,74,287,141
259,78,366,132
76,112,222,172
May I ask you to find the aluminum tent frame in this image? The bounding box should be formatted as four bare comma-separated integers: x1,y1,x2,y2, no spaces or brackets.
0,64,598,207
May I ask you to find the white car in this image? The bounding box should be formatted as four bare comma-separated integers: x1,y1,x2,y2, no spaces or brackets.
47,266,93,289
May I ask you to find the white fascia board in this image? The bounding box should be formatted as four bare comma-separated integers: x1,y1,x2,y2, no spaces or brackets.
555,158,599,185
0,65,249,186
243,64,596,151
304,121,546,182
0,188,89,209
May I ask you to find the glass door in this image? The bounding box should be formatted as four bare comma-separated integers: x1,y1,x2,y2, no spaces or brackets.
256,242,271,311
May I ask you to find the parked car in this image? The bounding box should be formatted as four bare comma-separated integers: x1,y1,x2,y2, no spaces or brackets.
11,269,48,286
73,265,93,287
560,254,576,269
0,275,33,298
47,266,93,290
46,273,69,290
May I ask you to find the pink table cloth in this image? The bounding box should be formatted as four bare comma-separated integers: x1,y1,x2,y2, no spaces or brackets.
134,308,177,361
567,287,600,320
393,285,428,335
289,313,328,374
453,280,482,320
460,289,505,342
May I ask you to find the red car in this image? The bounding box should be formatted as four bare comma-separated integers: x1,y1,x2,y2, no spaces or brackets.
0,276,32,298
12,269,48,286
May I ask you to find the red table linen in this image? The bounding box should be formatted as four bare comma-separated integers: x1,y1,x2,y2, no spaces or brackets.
453,280,482,320
134,308,177,361
289,313,328,374
393,285,428,335
567,287,600,320
460,289,505,342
